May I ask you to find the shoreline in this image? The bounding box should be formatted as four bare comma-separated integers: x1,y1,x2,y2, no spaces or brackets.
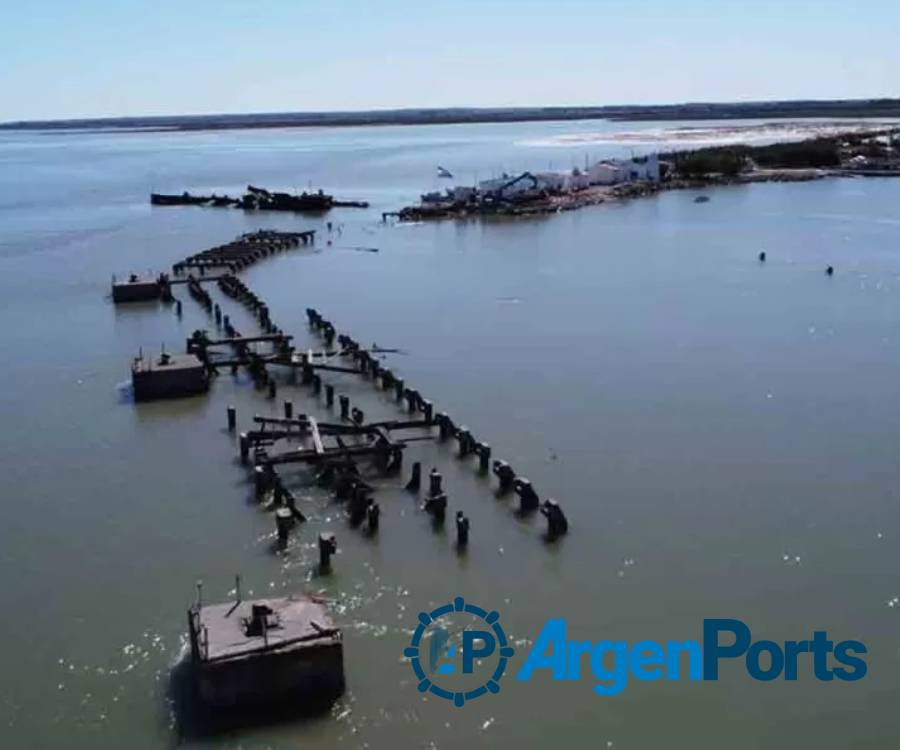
388,168,832,222
389,126,899,222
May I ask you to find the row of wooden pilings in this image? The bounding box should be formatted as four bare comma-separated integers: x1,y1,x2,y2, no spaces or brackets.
304,307,569,541
216,273,295,397
172,229,314,275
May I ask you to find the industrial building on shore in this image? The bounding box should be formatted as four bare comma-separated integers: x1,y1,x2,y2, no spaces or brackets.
421,153,660,207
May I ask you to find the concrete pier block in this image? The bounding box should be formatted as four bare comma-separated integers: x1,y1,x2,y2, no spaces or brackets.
187,594,344,708
131,353,209,401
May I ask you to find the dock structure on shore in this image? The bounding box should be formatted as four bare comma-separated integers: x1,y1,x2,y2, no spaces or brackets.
187,592,344,708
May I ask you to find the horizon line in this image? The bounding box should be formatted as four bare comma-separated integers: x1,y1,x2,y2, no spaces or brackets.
4,97,900,131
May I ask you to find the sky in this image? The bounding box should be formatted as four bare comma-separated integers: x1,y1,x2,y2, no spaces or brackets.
1,0,898,122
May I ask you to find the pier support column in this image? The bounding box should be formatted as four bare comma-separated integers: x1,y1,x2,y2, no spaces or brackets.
429,468,443,497
406,461,421,492
456,511,469,548
514,477,539,513
318,532,337,573
476,442,491,472
541,499,568,540
457,427,473,457
425,493,447,525
493,460,515,493
366,500,380,534
254,466,268,502
276,507,294,542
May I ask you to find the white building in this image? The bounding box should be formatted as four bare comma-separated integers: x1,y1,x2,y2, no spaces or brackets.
587,153,660,185
587,161,627,185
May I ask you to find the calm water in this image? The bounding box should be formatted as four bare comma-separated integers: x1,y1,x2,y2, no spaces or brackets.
2,119,900,749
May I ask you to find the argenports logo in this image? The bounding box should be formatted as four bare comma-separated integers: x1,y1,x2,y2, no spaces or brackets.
404,596,516,706
517,618,868,696
404,600,868,705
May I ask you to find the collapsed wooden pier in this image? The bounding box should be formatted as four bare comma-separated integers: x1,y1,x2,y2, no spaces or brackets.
112,226,569,715
118,228,568,543
172,229,315,274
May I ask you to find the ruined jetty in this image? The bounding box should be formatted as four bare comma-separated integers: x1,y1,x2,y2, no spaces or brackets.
151,185,368,213
118,227,567,545
172,229,314,275
187,593,344,708
132,352,209,401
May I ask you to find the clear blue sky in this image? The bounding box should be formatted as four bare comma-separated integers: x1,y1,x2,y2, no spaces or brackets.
1,0,897,122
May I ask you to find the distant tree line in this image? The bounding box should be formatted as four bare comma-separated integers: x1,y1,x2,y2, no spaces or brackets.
663,138,843,177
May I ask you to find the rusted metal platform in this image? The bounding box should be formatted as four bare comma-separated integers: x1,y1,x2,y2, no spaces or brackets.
112,273,164,303
188,594,344,708
132,352,209,401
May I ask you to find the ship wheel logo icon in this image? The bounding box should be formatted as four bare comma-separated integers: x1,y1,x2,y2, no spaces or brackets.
404,596,515,706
